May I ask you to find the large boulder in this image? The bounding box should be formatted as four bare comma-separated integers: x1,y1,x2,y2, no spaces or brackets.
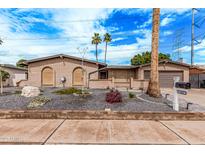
21,86,40,97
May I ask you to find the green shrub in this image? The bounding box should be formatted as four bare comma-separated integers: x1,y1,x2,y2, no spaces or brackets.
128,92,135,98
0,70,10,81
27,96,51,108
14,90,21,94
53,87,82,95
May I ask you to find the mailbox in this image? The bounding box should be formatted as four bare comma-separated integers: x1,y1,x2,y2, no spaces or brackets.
175,82,191,89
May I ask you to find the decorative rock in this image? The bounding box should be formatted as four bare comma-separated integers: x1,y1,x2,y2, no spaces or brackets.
73,93,80,97
21,86,41,97
105,108,111,112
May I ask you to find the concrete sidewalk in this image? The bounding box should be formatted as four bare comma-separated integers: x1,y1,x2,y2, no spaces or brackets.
0,119,205,144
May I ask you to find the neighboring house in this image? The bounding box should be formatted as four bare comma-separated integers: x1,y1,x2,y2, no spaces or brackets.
19,54,191,89
91,60,190,89
189,66,205,88
0,64,28,87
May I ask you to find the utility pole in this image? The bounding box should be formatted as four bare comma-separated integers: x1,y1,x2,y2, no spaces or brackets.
191,8,195,66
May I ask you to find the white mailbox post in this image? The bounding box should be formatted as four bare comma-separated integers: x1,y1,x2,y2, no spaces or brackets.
173,76,180,111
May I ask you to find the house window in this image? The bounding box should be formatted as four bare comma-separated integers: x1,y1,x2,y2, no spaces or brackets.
144,70,150,79
99,71,108,79
42,67,54,86
73,67,84,86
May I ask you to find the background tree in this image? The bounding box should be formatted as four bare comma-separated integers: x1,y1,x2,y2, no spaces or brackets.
16,59,28,68
91,33,102,62
103,33,112,63
0,70,10,81
147,8,161,98
131,51,170,65
0,70,10,94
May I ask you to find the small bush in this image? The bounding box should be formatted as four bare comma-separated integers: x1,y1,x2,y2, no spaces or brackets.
27,96,51,108
128,92,135,98
53,87,82,95
106,89,122,103
14,90,21,95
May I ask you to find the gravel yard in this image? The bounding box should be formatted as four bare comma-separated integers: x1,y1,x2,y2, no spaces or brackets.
0,87,187,112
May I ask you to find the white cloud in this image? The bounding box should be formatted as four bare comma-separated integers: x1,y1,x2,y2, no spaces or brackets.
137,16,152,28
161,16,175,26
0,8,154,65
1,8,192,65
173,40,205,59
120,8,190,16
0,9,116,64
194,40,205,56
104,29,152,64
161,8,190,15
112,37,125,42
163,30,173,36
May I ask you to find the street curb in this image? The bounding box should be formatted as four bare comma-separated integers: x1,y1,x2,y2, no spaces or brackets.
0,110,205,120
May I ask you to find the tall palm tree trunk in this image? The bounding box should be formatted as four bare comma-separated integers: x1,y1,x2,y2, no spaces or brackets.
147,8,161,97
96,44,98,62
104,42,107,63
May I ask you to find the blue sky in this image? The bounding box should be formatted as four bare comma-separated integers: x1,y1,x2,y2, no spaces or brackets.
0,8,205,65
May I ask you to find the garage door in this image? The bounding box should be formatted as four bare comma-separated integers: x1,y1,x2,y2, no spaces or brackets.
144,71,183,88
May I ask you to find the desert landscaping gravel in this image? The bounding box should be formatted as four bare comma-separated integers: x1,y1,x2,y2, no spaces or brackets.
0,87,186,112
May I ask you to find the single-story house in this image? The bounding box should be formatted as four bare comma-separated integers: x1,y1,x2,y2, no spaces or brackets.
189,66,205,88
0,64,28,86
19,54,191,89
90,60,190,89
19,54,106,87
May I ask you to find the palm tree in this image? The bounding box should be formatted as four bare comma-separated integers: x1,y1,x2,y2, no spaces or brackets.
103,33,112,63
147,8,161,97
91,33,102,62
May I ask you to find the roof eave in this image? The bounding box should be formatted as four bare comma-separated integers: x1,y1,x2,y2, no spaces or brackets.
26,54,106,66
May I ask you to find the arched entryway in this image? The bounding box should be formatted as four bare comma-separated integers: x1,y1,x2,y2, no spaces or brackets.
73,67,84,86
42,67,54,86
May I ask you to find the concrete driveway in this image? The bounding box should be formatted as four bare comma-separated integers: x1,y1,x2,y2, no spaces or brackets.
161,88,205,108
0,119,205,144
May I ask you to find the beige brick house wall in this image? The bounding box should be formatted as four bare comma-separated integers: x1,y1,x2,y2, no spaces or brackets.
107,69,135,82
22,57,99,87
89,79,113,89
